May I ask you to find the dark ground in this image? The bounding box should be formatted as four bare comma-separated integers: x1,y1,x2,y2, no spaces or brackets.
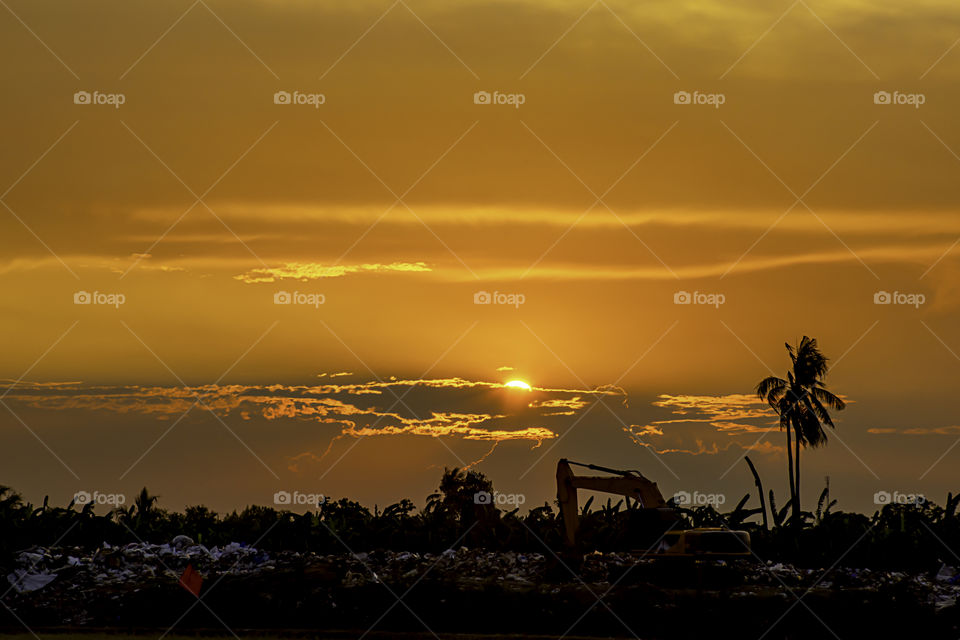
3,544,959,639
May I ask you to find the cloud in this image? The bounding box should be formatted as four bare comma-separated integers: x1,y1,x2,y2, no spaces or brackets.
234,262,431,283
3,377,635,466
286,451,325,474
528,396,589,414
869,425,960,435
653,393,775,421
625,427,785,456
624,393,783,456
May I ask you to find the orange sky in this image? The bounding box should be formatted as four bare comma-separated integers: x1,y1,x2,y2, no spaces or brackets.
2,0,960,515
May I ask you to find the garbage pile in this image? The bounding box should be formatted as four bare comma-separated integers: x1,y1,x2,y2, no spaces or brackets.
5,540,554,595
4,540,960,628
6,535,271,594
745,560,960,611
3,541,558,626
339,548,549,590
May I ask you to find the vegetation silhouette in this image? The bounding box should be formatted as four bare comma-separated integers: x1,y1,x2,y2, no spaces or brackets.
2,467,960,571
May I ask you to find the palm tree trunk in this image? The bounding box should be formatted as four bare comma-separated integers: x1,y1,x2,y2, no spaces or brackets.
785,422,795,525
794,435,802,525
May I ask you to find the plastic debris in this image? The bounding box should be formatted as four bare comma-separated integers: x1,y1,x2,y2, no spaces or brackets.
7,570,56,593
179,564,203,597
936,563,957,583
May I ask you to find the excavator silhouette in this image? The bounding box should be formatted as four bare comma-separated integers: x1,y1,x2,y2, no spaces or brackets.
557,459,751,556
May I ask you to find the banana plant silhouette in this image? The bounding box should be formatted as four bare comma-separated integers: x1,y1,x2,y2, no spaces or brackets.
756,336,845,525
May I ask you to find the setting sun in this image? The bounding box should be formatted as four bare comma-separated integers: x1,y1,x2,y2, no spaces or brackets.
504,380,532,391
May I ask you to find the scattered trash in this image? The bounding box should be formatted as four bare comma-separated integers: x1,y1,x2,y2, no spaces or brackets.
936,563,957,583
5,539,960,625
6,570,56,593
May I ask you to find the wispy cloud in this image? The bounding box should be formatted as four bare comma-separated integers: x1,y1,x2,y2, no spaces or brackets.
624,393,783,456
234,261,431,283
869,426,960,435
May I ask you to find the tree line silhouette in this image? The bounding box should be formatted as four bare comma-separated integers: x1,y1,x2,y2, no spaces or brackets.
2,468,960,571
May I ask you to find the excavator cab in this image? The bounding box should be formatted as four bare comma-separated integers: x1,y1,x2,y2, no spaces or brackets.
557,458,751,557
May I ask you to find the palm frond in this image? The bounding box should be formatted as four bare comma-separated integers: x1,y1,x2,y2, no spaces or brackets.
756,376,787,405
808,395,835,430
813,386,846,411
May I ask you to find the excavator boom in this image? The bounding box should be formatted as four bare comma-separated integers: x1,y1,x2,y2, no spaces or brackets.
557,458,670,547
556,458,751,556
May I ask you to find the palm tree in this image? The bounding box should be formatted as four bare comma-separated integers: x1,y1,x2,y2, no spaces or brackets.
426,467,495,523
756,336,846,524
117,487,162,534
133,487,159,518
